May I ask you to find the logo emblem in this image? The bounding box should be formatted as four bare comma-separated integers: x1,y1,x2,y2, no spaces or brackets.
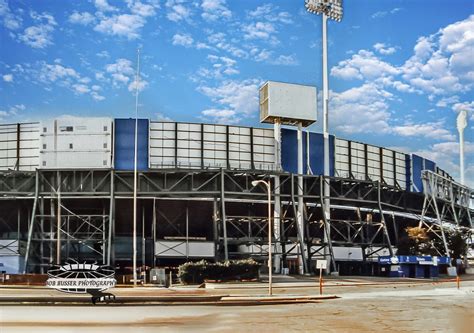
47,260,116,304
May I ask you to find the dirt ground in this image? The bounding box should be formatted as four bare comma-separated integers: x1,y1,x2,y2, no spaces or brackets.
1,279,473,332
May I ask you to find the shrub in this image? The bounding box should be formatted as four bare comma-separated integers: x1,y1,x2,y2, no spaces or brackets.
178,259,261,284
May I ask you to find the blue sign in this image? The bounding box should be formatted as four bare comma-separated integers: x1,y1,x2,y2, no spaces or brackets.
378,255,450,265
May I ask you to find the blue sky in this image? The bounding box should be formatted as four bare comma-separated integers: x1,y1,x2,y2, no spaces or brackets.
0,0,473,184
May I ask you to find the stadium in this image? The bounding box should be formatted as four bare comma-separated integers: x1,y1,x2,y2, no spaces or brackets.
0,80,472,280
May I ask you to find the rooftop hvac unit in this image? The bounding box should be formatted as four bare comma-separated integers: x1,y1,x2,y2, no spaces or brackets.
259,81,317,127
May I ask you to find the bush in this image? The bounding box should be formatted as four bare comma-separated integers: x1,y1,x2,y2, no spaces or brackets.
178,259,261,285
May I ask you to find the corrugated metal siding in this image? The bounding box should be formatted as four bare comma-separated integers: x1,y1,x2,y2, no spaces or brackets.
149,121,274,170
252,127,275,170
40,118,112,169
395,152,407,190
114,118,149,170
0,122,40,171
335,138,349,178
351,142,366,180
366,144,381,182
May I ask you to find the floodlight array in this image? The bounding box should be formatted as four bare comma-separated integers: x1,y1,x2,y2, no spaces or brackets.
305,0,343,22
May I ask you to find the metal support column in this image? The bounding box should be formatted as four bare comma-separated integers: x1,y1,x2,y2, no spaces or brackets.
273,120,282,273
107,170,114,266
377,181,394,257
297,123,305,274
220,169,228,260
23,170,39,273
56,171,61,265
319,176,336,272
291,173,308,274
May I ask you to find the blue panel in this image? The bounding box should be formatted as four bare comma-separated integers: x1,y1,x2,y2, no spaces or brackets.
412,154,423,192
307,132,335,176
281,129,335,176
405,154,411,192
114,118,149,170
281,128,298,173
424,159,436,172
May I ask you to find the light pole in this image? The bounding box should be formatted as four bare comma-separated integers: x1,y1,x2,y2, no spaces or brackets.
251,179,273,296
456,110,467,185
133,48,140,286
305,0,343,273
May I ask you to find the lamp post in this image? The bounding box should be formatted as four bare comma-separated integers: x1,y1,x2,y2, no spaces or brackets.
305,0,343,273
251,179,272,296
132,48,140,286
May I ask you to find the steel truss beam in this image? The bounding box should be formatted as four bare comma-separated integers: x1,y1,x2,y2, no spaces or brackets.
0,168,471,274
419,170,473,258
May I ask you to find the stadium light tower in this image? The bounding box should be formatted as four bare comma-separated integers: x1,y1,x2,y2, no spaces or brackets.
305,0,343,273
456,110,468,185
133,49,141,286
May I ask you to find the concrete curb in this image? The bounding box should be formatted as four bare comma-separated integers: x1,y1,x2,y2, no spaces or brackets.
0,294,339,306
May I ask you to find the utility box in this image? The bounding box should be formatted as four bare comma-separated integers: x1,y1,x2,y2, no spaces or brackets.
150,268,167,286
259,81,317,127
40,117,112,169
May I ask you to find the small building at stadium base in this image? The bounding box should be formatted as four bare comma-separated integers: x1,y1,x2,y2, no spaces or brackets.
378,255,450,278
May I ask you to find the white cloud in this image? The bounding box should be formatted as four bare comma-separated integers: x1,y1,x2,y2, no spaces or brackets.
206,31,248,58
128,78,148,93
172,33,193,47
0,0,22,30
329,83,393,134
372,7,401,19
331,50,400,80
38,63,79,83
2,74,13,82
201,0,231,22
411,141,474,185
127,0,158,17
24,61,105,101
68,11,95,25
401,15,474,95
436,96,460,108
155,112,173,121
166,0,191,22
392,121,456,141
196,42,213,50
95,0,117,12
272,54,298,66
242,21,277,43
72,83,90,94
253,48,271,62
0,104,25,119
248,4,292,24
198,79,261,124
19,12,57,49
96,50,110,58
94,14,145,39
105,58,148,94
373,42,397,55
201,109,239,124
452,101,474,113
196,54,239,79
105,58,134,86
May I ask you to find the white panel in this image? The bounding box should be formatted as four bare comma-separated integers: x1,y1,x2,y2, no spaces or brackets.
332,247,364,261
352,142,364,150
367,145,379,153
155,241,215,257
